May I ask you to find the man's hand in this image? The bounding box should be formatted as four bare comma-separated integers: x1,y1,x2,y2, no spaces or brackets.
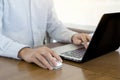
18,46,62,70
72,33,91,48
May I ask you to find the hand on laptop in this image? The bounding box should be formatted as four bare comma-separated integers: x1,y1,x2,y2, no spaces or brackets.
71,33,91,48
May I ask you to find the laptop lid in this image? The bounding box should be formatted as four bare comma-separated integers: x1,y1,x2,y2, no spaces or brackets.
81,13,120,62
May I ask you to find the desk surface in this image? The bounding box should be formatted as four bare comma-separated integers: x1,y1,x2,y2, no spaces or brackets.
0,43,120,80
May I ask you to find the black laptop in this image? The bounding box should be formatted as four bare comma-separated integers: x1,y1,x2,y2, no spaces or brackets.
52,13,120,62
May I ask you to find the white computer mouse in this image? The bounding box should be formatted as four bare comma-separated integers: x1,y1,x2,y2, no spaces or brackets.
52,61,62,70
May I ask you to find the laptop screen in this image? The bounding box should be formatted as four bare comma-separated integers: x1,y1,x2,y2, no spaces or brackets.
82,13,120,62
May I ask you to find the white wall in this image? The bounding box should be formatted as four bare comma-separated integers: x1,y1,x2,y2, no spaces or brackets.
53,0,120,30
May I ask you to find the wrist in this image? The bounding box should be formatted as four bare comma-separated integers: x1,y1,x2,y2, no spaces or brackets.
18,47,31,59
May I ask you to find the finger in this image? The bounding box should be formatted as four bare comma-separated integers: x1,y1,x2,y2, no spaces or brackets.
48,57,56,66
80,33,88,48
51,51,63,62
42,51,57,66
33,58,47,69
74,39,82,45
46,48,63,62
36,54,53,70
87,35,92,41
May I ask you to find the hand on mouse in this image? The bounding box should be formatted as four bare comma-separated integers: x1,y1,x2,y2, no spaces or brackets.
18,46,62,70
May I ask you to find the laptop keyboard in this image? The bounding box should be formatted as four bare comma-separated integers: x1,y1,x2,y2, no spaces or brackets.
61,48,86,58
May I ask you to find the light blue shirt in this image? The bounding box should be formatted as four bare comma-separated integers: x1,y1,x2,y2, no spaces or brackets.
0,0,75,59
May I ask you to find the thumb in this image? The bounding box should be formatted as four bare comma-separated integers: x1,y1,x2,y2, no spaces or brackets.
73,39,82,45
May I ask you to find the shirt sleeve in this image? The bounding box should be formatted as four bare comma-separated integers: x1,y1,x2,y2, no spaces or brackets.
0,0,29,59
0,35,29,59
46,0,77,43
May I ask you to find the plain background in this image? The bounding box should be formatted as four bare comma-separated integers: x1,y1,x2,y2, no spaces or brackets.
53,0,120,31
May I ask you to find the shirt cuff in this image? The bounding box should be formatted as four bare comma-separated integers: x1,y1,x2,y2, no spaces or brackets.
3,42,29,60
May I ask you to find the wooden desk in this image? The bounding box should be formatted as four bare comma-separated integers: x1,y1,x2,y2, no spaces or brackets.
0,43,120,80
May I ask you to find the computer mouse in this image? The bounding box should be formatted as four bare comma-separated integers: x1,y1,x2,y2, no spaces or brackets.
52,61,62,70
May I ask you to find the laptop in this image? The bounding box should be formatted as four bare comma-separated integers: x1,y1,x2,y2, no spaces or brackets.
52,13,120,62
